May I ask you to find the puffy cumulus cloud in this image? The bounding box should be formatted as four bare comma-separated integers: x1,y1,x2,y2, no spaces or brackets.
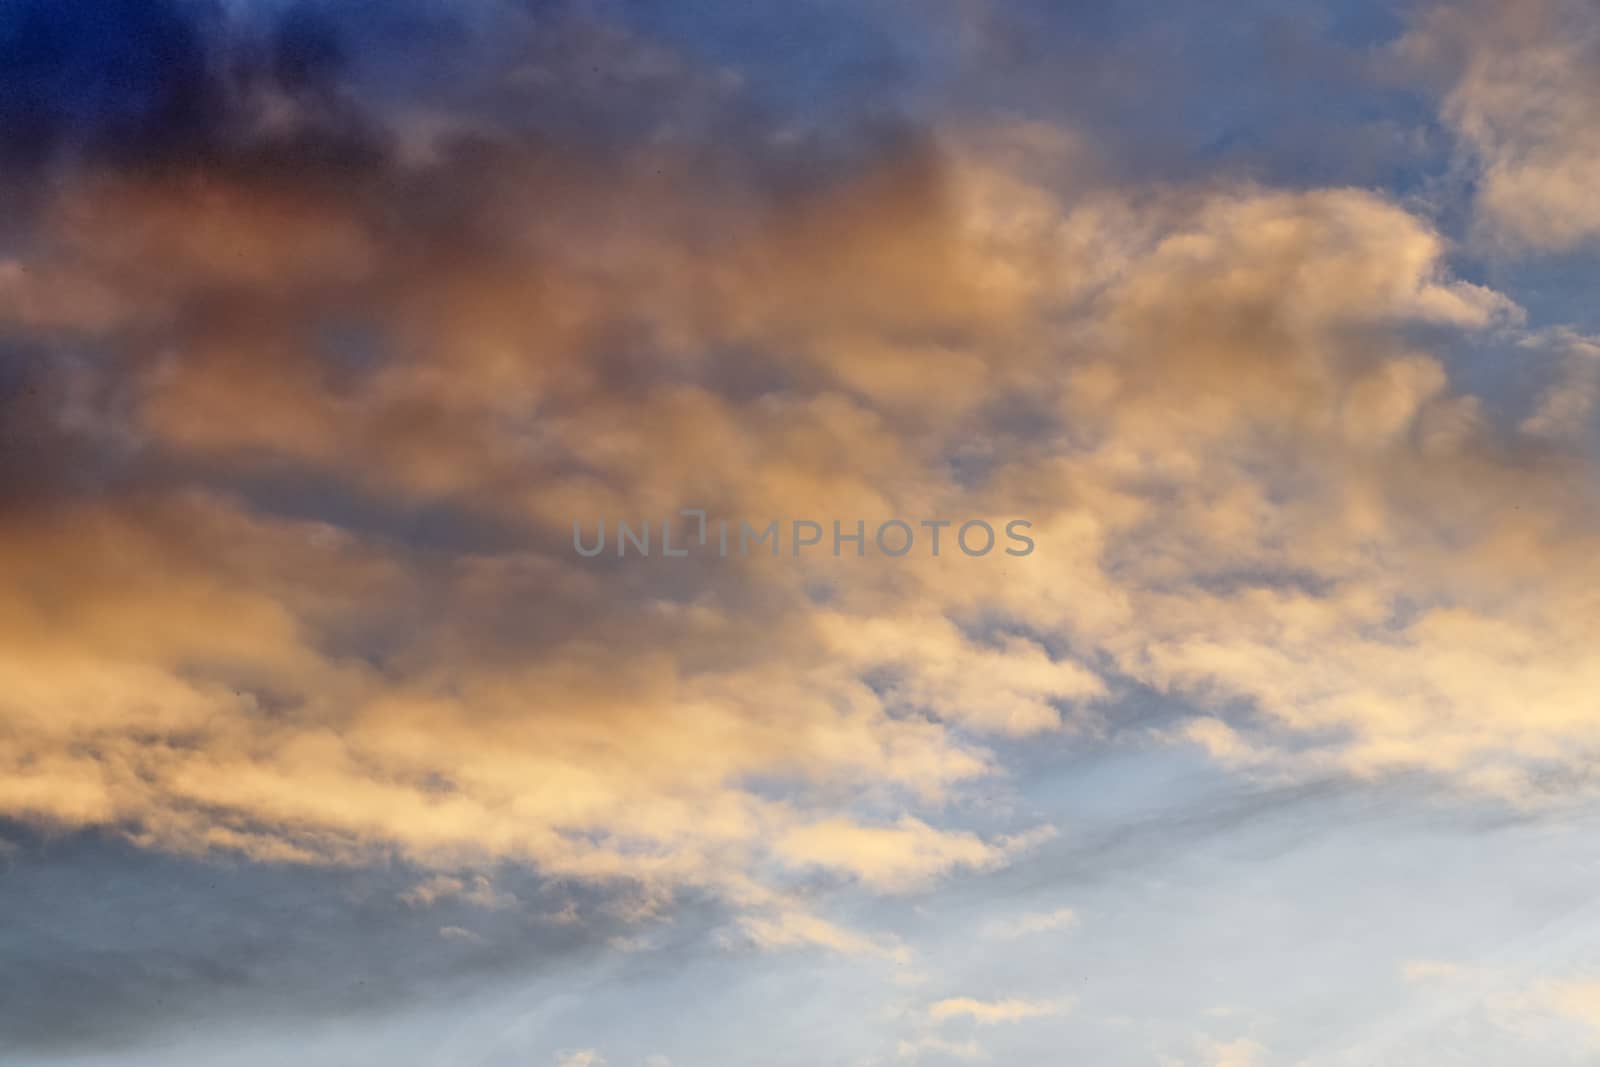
970,185,1600,802
1074,186,1515,462
2,0,1600,970
1521,329,1600,443
0,0,1036,938
1406,0,1600,251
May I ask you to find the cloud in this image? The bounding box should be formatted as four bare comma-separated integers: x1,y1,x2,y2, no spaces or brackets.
0,116,1586,898
981,908,1078,939
1201,1037,1266,1067
2,1,1600,1018
1176,720,1274,769
1403,959,1477,983
816,613,1104,736
400,874,517,910
437,925,485,944
6,5,1600,1064
556,1050,606,1067
896,1036,986,1062
731,909,907,961
926,996,1072,1025
1407,0,1600,251
775,817,1039,893
0,4,1049,966
1520,329,1600,441
1547,981,1600,1032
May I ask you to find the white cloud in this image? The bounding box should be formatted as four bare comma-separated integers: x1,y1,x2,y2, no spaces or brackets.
1547,980,1600,1031
896,1036,986,1062
981,908,1078,939
555,1050,606,1067
927,996,1072,1026
1403,959,1476,983
1201,1037,1266,1067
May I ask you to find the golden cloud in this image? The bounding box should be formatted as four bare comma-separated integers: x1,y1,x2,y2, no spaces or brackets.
3,18,1598,957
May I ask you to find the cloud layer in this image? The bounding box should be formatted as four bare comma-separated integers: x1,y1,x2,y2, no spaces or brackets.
4,1,1600,1060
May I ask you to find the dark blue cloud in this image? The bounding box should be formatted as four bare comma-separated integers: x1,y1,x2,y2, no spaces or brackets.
0,0,220,168
271,3,350,96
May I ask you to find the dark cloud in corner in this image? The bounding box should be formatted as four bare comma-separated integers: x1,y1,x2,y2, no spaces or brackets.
0,0,221,170
0,0,396,192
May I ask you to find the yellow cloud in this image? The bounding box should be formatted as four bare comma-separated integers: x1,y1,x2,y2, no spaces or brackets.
3,84,1599,960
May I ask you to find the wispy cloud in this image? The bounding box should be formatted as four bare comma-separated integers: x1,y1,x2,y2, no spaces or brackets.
1201,1037,1267,1067
401,874,518,910
927,996,1073,1025
555,1050,606,1067
897,1036,986,1062
982,908,1078,939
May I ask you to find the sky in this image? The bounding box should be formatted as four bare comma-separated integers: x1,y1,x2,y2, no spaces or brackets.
3,0,1600,1064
